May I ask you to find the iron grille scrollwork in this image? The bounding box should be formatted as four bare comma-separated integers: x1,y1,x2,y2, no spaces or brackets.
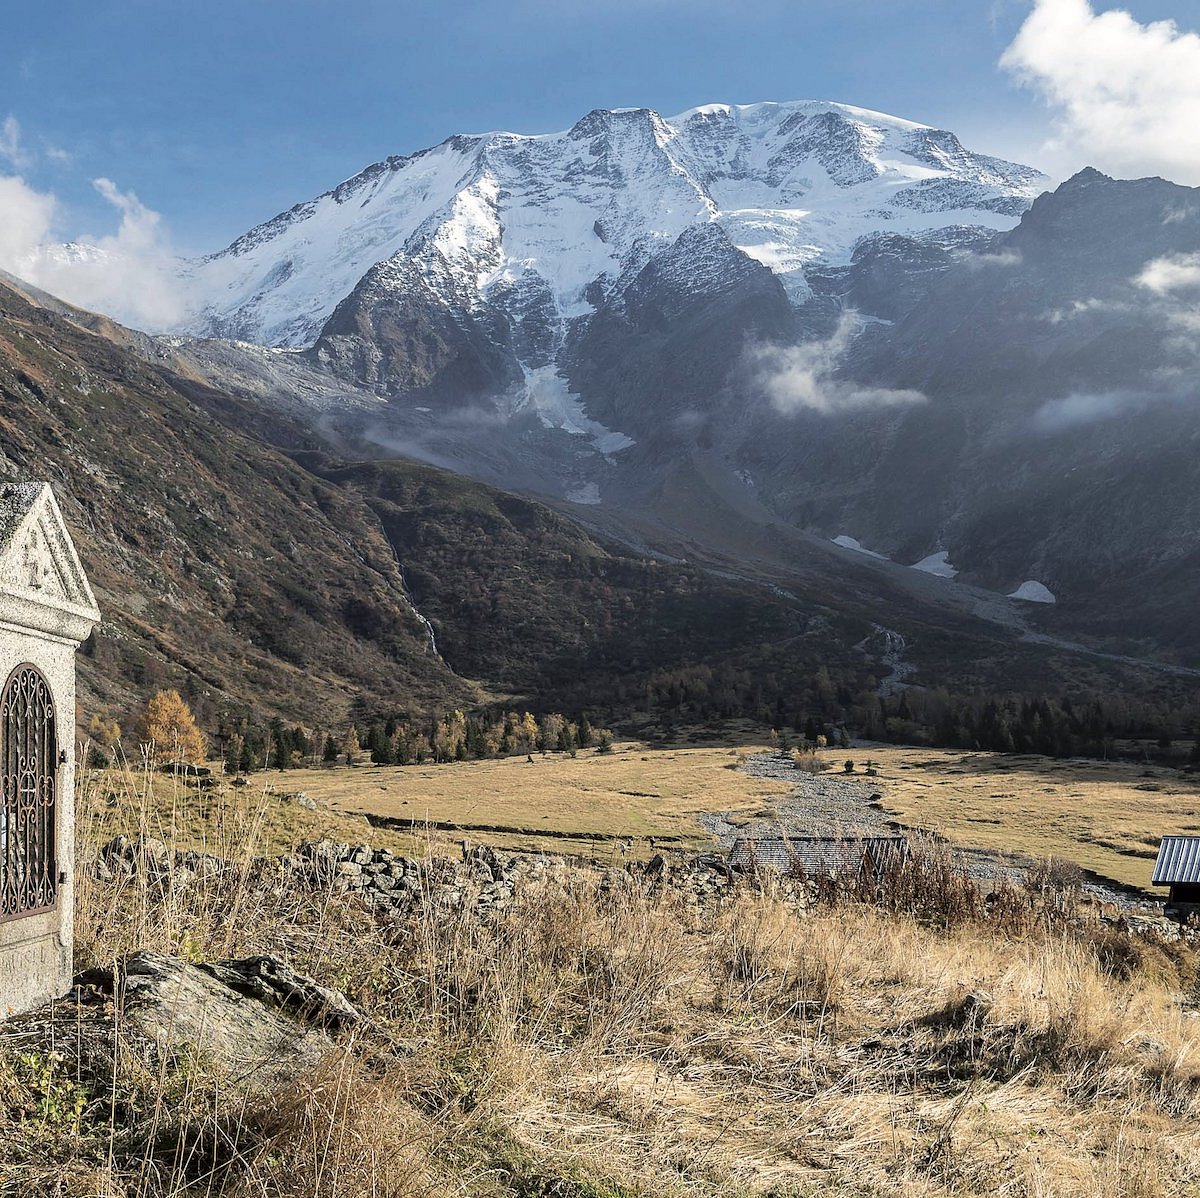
0,666,58,922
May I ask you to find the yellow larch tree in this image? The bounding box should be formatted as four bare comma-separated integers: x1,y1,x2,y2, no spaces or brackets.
140,689,207,766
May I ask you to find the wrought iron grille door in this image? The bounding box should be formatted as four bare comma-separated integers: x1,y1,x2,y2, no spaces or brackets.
0,666,58,921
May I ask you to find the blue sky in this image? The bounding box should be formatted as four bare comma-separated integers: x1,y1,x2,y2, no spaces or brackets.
2,0,1200,254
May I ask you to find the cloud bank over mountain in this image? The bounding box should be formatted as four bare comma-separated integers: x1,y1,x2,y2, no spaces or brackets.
1002,0,1200,186
748,317,927,416
0,114,182,326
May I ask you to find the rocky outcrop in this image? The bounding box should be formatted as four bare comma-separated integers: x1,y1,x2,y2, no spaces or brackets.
74,951,360,1092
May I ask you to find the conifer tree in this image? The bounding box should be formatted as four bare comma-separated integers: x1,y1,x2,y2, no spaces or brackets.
140,689,207,766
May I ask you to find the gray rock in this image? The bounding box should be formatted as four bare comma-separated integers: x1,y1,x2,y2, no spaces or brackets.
76,951,358,1092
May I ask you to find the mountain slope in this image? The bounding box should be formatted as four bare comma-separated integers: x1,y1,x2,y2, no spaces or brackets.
113,100,1200,677
764,168,1200,657
0,276,473,730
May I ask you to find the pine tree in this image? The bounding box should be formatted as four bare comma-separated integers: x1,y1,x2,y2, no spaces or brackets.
323,735,339,765
395,734,412,766
343,726,361,764
225,733,244,775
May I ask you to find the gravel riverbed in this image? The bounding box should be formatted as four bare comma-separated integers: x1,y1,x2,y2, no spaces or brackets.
700,753,1136,907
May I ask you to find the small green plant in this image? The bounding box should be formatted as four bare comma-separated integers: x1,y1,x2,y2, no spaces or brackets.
12,1051,91,1132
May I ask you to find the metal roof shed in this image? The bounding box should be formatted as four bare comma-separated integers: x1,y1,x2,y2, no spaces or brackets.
1151,836,1200,917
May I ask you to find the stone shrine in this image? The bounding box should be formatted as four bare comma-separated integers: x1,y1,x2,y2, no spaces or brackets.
0,482,100,1015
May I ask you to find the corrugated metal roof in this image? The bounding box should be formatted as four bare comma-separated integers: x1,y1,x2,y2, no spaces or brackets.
728,836,908,876
1151,836,1200,885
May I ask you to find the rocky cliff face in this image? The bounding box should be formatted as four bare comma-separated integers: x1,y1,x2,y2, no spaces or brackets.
775,169,1200,655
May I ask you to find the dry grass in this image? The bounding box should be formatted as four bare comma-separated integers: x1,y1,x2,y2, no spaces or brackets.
76,749,460,862
211,742,790,857
2,762,1200,1195
82,739,1200,893
856,746,1200,891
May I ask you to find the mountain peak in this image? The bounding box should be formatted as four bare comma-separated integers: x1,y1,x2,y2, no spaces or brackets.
1064,166,1113,187
172,99,1047,348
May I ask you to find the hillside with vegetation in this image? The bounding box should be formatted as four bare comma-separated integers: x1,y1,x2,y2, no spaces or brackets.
0,277,474,732
3,273,1198,764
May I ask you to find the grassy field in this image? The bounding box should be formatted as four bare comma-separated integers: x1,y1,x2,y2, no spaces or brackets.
858,746,1200,891
81,740,1200,891
33,745,1200,1196
14,783,1200,1198
261,742,790,857
78,742,792,862
275,743,1200,891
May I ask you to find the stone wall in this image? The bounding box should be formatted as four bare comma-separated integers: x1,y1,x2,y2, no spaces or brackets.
94,834,817,917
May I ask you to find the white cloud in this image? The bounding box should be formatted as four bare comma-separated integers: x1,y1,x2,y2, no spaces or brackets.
0,136,184,329
1001,0,1200,185
1041,296,1132,322
0,175,56,270
748,316,927,415
1032,390,1132,431
961,247,1023,270
1135,252,1200,295
0,116,28,170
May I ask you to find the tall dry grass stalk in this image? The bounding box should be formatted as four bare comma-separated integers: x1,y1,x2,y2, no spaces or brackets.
0,762,1197,1195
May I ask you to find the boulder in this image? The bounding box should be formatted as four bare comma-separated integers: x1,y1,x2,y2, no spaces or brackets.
76,951,359,1092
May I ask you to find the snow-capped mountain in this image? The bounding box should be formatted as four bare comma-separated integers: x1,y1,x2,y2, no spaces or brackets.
130,110,1200,668
175,100,1045,351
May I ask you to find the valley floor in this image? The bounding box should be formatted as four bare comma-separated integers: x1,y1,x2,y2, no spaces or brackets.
5,776,1200,1198
177,742,1200,897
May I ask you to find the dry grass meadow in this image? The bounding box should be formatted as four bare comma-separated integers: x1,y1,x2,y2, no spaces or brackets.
77,740,1200,893
4,755,1200,1197
135,741,1200,893
856,746,1200,893
78,743,793,862
279,742,792,855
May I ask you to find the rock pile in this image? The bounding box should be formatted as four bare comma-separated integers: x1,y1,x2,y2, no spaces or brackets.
91,834,815,916
95,835,1185,939
95,834,227,884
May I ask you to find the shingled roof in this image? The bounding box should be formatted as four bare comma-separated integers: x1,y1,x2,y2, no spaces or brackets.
1151,837,1200,886
728,835,908,876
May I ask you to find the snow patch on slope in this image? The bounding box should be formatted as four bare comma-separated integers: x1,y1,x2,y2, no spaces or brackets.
911,551,958,578
513,365,635,453
833,535,889,560
1009,580,1056,604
